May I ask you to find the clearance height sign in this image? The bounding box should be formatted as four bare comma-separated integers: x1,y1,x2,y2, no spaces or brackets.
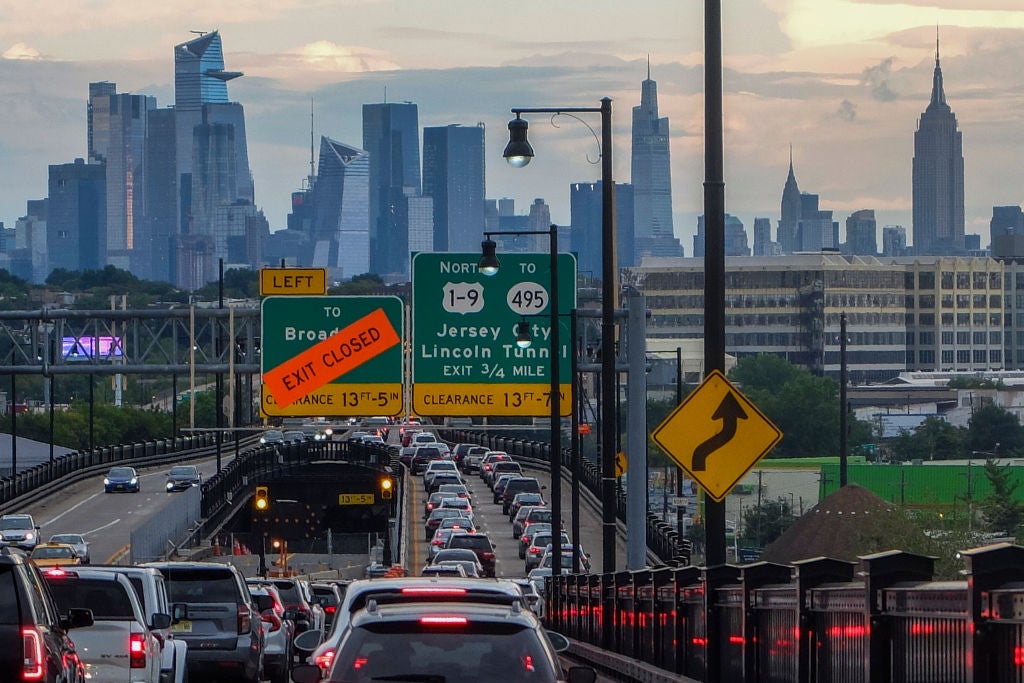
260,296,404,417
411,252,576,417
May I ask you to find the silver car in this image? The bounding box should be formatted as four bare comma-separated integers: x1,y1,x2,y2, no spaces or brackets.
48,533,90,564
248,583,295,683
0,514,40,551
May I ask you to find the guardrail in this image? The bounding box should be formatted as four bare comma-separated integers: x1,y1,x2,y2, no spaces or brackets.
0,432,257,515
440,429,689,566
544,543,1024,682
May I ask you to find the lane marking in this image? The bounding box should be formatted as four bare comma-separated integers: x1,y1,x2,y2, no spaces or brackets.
83,519,121,536
44,493,101,526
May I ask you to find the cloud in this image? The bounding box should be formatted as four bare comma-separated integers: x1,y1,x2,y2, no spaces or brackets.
860,57,898,101
3,43,41,60
836,99,857,121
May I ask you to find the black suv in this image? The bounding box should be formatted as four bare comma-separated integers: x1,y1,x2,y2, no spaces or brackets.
501,477,543,515
0,547,92,682
446,532,497,577
410,446,444,475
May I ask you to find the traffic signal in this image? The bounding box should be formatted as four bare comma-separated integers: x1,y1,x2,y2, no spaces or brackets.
254,486,270,511
380,477,393,501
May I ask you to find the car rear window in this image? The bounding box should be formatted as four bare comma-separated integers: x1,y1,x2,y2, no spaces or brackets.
448,535,492,551
161,568,240,603
46,577,136,619
268,581,301,603
252,593,276,612
337,621,557,681
0,567,18,624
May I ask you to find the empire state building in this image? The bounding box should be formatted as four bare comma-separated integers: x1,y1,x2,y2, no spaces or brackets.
912,35,965,255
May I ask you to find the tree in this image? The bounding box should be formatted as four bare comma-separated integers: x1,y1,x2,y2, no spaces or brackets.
728,354,803,393
741,499,796,548
965,404,1024,456
889,416,966,462
979,458,1023,534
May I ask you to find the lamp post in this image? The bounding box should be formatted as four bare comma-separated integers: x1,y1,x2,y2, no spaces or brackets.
480,224,565,579
503,99,617,573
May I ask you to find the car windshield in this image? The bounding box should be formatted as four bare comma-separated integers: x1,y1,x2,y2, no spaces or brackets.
169,467,196,476
108,467,135,477
0,517,31,530
50,534,83,544
328,620,558,682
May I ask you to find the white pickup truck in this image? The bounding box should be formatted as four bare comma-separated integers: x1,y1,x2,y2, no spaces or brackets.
88,565,189,683
42,567,166,683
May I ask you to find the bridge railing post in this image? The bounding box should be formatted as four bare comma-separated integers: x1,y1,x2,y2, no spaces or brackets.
861,550,935,683
741,561,794,681
960,543,1024,683
792,557,856,683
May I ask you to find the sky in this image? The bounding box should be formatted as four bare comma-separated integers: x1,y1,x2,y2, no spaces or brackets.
2,0,1024,251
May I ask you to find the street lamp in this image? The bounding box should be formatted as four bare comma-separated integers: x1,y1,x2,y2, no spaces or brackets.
479,224,564,578
503,98,618,574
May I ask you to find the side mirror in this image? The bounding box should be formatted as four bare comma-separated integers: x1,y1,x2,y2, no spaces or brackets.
546,630,571,652
567,666,598,683
171,603,188,623
151,613,173,630
292,629,324,654
64,607,94,630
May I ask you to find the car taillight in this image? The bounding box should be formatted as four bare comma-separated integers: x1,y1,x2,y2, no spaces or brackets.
325,605,336,615
129,633,146,668
432,538,444,546
530,547,542,554
482,552,495,562
426,503,434,511
315,649,335,671
22,627,44,681
261,611,282,633
237,603,251,635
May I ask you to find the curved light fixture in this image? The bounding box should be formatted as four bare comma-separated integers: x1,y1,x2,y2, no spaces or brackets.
516,320,533,349
503,115,534,168
479,239,500,276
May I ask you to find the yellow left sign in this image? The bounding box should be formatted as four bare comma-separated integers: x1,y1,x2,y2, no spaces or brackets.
259,268,327,296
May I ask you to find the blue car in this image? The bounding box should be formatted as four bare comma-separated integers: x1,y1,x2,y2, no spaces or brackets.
104,466,140,493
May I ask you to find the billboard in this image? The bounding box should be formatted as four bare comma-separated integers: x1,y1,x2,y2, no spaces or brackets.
61,336,124,361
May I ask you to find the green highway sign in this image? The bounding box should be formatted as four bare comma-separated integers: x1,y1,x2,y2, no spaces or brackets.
411,251,576,417
260,295,404,417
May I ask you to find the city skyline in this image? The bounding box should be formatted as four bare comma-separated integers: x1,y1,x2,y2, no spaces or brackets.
1,3,1024,249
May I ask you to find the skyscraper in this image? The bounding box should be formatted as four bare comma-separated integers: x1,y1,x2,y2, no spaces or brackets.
845,209,878,256
752,217,778,256
631,65,683,260
694,214,750,257
422,124,485,252
363,102,421,278
570,181,635,273
912,35,965,255
311,136,370,280
778,151,802,254
143,108,177,283
47,159,106,273
87,83,156,273
173,30,252,264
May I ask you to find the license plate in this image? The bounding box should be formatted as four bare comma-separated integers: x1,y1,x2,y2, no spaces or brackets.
171,620,192,633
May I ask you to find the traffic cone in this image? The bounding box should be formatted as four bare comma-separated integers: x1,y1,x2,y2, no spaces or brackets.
213,538,221,556
233,538,242,556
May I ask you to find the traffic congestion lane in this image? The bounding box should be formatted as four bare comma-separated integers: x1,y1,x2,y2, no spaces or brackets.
404,457,627,579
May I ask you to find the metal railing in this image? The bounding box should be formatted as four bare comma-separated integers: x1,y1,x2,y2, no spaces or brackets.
544,543,1024,682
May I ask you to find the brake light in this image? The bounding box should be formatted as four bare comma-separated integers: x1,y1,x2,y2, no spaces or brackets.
315,649,335,671
482,552,495,562
129,633,146,668
237,603,252,635
530,547,542,554
420,616,469,626
22,627,44,681
44,567,73,577
325,605,336,615
401,587,468,596
432,538,445,546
